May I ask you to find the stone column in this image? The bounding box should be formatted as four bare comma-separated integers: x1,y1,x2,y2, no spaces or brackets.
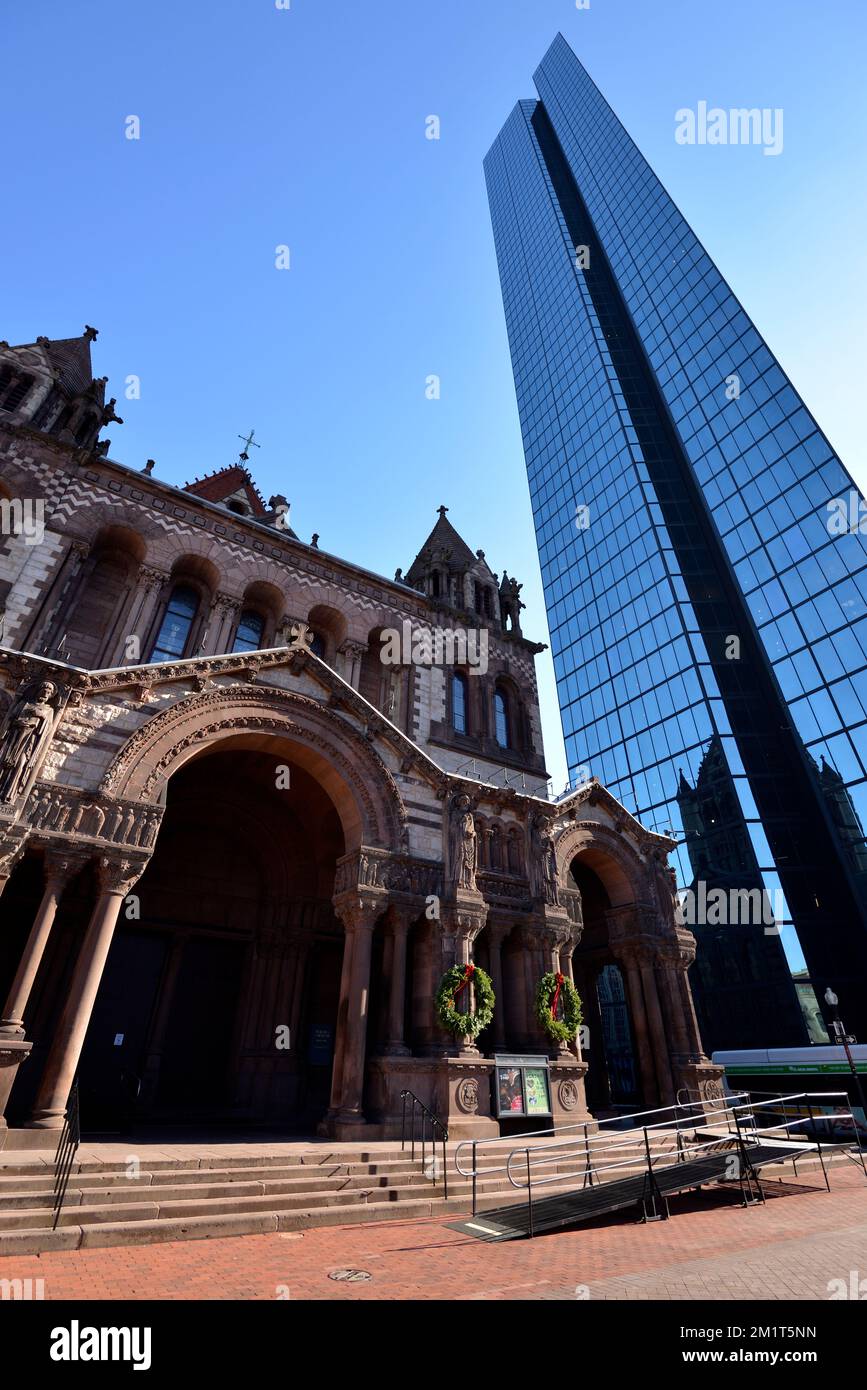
332,896,381,1125
616,948,659,1108
383,908,411,1056
28,855,145,1129
638,949,676,1105
105,566,165,666
560,936,576,986
0,850,85,1036
486,924,508,1050
337,640,366,691
677,949,705,1055
26,539,88,654
210,594,242,656
325,921,357,1119
658,951,692,1058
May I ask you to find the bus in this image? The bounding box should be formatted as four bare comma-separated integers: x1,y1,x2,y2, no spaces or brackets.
711,1045,867,1144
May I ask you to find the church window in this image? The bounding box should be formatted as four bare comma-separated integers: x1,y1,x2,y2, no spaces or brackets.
150,585,199,662
310,631,326,658
495,688,510,748
0,368,34,413
452,672,468,734
232,610,265,653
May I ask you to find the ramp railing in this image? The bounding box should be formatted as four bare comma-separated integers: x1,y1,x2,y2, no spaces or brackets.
454,1092,748,1215
501,1091,866,1233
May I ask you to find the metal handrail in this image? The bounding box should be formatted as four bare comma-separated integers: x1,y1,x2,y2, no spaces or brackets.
455,1094,748,1214
458,1095,739,1180
505,1121,738,1191
504,1091,859,1195
400,1089,448,1198
453,1091,749,1180
52,1079,80,1231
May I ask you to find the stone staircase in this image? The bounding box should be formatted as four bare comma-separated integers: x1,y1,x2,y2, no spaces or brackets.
0,1132,845,1254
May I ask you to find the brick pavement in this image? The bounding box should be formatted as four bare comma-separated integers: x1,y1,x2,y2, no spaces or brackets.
1,1165,865,1301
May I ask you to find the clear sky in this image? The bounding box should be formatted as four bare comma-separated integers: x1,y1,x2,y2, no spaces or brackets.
3,0,865,792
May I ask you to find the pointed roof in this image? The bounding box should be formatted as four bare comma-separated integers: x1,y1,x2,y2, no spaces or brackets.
7,326,99,398
406,505,478,584
40,330,98,397
183,464,268,517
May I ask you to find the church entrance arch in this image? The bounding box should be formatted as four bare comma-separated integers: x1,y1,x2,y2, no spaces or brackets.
568,852,640,1112
77,738,349,1132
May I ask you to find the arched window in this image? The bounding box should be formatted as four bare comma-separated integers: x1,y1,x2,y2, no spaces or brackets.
232,610,265,653
150,585,199,662
489,825,503,871
452,672,468,734
507,831,522,875
310,631,326,659
495,689,510,748
0,368,34,413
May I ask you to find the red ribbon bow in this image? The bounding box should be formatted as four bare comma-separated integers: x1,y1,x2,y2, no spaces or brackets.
551,972,565,1019
453,963,475,1006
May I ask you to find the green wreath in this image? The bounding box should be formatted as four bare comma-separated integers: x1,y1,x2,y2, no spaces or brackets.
435,963,495,1040
536,971,583,1044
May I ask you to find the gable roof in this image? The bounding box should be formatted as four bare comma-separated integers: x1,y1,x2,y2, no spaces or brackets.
183,465,268,517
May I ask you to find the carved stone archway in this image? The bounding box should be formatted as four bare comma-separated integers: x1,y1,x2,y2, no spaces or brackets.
554,820,650,907
100,684,409,854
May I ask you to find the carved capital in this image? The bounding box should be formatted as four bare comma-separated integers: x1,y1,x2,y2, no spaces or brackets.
96,854,147,896
332,891,384,934
43,846,90,887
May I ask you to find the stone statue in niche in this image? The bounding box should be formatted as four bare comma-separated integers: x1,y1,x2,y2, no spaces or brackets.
0,681,58,804
531,813,560,906
449,794,477,891
655,862,680,930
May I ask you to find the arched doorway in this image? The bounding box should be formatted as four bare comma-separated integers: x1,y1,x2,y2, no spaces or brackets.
77,743,347,1133
569,856,639,1112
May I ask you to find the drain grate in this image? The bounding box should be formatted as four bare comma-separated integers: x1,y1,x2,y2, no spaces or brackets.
328,1268,372,1283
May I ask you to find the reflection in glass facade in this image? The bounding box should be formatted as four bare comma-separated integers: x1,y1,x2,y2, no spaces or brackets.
485,34,867,1049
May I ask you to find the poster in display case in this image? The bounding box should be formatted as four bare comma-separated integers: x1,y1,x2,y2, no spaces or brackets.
493,1054,552,1118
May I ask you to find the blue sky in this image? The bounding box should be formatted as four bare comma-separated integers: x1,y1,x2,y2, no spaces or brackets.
3,0,865,790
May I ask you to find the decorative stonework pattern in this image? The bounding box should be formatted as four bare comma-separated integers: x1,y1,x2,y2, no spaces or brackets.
456,1078,480,1114
558,1079,581,1111
26,783,163,849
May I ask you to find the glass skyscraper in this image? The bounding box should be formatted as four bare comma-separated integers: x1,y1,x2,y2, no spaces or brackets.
485,32,867,1048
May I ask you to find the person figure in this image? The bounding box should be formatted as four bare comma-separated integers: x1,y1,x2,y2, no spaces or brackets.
0,681,57,803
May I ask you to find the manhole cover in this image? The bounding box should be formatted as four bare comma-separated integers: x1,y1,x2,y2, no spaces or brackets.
328,1268,372,1283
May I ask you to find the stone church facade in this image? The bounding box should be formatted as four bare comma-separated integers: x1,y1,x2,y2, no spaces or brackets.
0,328,720,1147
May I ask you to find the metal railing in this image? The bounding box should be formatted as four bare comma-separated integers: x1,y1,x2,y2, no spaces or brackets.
454,1093,749,1215
500,1091,865,1234
52,1079,81,1231
400,1089,448,1198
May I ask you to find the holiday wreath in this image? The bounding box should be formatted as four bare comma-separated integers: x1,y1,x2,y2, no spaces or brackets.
535,971,583,1044
435,963,495,1039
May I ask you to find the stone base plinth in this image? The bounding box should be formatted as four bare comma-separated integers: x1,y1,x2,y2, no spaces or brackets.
548,1057,593,1131
0,1037,32,1136
338,1054,498,1141
671,1056,727,1118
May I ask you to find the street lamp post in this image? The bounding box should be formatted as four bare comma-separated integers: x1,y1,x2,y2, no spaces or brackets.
824,988,867,1125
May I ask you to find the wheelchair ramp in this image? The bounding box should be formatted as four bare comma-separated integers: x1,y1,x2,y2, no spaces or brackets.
449,1143,805,1242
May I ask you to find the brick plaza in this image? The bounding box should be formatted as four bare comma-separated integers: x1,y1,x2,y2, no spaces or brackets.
2,1165,864,1302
